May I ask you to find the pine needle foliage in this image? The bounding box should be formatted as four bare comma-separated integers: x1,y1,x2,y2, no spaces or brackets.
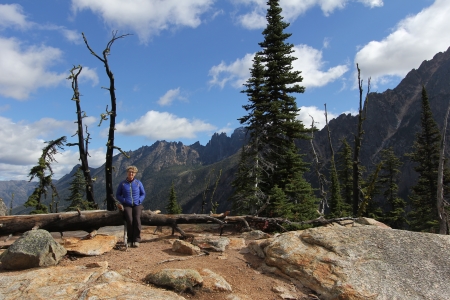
231,0,318,221
378,147,407,229
337,138,353,212
24,136,66,214
166,182,182,214
407,87,441,232
65,168,97,212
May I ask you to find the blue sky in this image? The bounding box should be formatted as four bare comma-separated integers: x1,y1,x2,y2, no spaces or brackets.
1,0,449,181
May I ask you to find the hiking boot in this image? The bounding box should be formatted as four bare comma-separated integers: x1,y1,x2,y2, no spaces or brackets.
133,242,140,248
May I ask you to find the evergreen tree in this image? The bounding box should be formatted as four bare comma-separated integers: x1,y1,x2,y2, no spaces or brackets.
358,163,383,219
378,148,406,229
166,182,182,214
407,86,441,232
337,138,353,210
328,155,349,218
232,0,318,220
65,168,96,211
25,136,66,214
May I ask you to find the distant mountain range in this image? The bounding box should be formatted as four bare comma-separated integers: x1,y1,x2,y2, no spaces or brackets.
2,46,450,215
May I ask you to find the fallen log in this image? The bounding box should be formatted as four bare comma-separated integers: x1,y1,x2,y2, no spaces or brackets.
0,210,357,237
0,210,226,237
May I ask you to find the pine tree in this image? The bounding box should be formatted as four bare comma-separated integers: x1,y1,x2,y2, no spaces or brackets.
378,147,406,229
358,163,383,219
166,182,182,214
328,155,350,217
65,168,96,211
25,136,66,214
407,86,441,232
337,138,353,211
231,54,268,215
232,0,318,220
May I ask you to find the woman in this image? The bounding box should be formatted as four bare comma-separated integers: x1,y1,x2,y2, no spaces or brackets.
115,165,146,247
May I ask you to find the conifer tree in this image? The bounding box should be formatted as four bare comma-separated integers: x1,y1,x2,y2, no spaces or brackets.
232,0,318,220
337,138,353,210
25,136,66,214
407,86,441,232
325,105,348,218
378,147,406,229
65,168,96,211
166,182,182,214
231,54,267,215
358,163,383,219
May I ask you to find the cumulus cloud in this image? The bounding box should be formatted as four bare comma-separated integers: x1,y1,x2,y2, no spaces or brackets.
209,45,348,89
354,0,450,85
158,88,185,106
292,45,348,88
0,116,104,180
0,4,29,30
234,0,383,29
208,53,254,89
297,106,338,130
0,37,67,100
77,66,99,87
71,0,214,43
115,110,216,140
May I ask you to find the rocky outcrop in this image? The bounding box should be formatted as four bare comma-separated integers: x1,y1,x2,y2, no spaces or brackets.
263,225,450,299
0,261,185,300
0,229,66,270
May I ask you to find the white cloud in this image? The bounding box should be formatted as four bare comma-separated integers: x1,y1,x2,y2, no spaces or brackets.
115,110,216,140
354,0,450,85
216,123,234,136
158,88,182,106
297,106,338,130
0,4,29,30
209,45,348,89
77,66,99,87
293,45,348,88
59,28,83,44
71,0,214,43
0,4,83,44
0,37,66,100
0,116,104,180
235,0,383,29
208,53,254,89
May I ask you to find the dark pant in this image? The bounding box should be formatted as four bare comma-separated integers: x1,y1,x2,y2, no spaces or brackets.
123,204,143,243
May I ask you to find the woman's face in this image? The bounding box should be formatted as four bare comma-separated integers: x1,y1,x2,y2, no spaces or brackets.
127,170,136,181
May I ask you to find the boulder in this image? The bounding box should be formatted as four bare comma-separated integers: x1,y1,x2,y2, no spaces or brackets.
0,261,184,300
264,225,450,300
0,229,66,270
199,268,232,292
240,230,271,240
62,234,117,256
172,239,202,255
192,236,230,252
145,269,203,293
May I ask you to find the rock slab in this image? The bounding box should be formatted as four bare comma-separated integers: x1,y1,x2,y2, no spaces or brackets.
265,226,450,300
0,261,185,300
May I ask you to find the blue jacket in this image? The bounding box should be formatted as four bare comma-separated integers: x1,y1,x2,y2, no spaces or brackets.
116,179,146,206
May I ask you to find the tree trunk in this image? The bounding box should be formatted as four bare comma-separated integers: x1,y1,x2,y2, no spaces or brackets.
0,211,226,236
